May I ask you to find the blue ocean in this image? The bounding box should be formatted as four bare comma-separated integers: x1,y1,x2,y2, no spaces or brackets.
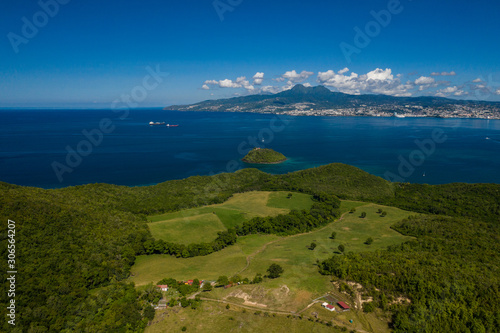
1,108,499,189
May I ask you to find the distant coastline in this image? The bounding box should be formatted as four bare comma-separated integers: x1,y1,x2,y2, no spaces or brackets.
163,108,500,120
164,84,500,120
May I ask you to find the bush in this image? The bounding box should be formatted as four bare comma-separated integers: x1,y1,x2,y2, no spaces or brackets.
267,264,284,278
363,302,375,313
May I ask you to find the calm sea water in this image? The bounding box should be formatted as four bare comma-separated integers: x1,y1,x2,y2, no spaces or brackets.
1,108,499,188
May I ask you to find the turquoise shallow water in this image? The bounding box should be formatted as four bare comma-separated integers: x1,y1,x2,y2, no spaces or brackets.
0,108,499,188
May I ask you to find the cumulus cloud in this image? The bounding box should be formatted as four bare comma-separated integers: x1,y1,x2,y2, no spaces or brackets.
282,70,314,83
338,67,349,74
203,77,254,91
431,71,456,76
261,85,283,94
435,85,466,96
252,72,264,85
415,76,435,85
472,78,482,83
218,79,241,88
496,89,500,95
439,86,458,94
414,76,436,91
317,68,412,96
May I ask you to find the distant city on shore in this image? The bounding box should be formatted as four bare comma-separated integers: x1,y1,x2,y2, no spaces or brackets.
165,84,500,119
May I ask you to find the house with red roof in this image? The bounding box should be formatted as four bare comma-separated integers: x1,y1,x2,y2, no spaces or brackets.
157,285,169,291
322,302,335,312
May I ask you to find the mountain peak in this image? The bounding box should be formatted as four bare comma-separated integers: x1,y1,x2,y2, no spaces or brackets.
286,84,332,95
290,84,308,93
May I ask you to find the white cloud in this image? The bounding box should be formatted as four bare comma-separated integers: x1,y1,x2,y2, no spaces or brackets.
436,86,459,96
472,78,482,83
415,76,435,85
454,90,468,96
203,77,254,91
366,68,394,81
252,72,264,85
235,76,255,90
431,71,456,76
415,76,436,92
496,89,500,95
261,85,282,94
282,70,314,83
219,79,241,88
441,86,458,93
338,67,349,74
303,83,312,87
317,68,412,96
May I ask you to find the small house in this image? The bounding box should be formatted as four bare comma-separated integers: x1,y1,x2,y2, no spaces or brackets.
157,285,169,291
322,302,335,312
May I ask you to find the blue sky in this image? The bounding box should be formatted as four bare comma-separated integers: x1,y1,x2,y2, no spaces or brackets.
1,0,499,107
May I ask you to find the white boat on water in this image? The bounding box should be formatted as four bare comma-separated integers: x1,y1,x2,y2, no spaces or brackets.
394,112,406,118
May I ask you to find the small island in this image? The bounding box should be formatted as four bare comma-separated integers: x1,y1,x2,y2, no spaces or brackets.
242,148,287,164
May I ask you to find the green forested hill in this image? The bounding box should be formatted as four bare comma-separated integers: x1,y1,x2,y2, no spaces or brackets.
242,148,287,164
319,215,500,332
0,163,499,332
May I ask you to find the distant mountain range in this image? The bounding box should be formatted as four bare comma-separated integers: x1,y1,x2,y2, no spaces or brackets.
164,84,500,119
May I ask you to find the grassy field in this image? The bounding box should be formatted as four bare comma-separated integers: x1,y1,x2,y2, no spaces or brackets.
147,191,314,244
146,302,346,333
134,199,412,332
201,202,414,312
132,200,413,291
148,213,226,244
130,234,280,285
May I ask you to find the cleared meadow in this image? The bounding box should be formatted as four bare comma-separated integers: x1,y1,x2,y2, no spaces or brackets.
147,191,314,244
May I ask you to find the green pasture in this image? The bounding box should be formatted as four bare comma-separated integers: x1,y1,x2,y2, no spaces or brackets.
147,191,314,244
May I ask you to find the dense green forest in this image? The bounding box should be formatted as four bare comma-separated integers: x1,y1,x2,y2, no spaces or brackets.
0,163,499,332
319,215,500,332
